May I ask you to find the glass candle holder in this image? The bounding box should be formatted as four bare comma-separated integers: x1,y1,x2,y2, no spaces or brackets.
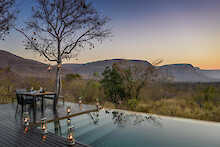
96,99,100,110
78,97,82,104
67,118,71,126
67,106,71,115
23,112,30,127
24,126,29,133
48,64,52,72
67,125,75,145
57,63,62,69
41,117,48,134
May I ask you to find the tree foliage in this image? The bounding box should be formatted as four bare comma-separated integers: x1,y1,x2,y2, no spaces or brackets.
101,61,159,104
114,61,157,99
0,0,16,40
193,85,217,109
101,65,125,104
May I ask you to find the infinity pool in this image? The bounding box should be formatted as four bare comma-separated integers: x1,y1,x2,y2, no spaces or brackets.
47,109,220,147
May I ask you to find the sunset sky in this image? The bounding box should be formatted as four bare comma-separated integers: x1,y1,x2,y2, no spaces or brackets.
0,0,220,69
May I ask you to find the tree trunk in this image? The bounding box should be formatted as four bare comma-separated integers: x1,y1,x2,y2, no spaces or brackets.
55,65,61,110
54,39,62,111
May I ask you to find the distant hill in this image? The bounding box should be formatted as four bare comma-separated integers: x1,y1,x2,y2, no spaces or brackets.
63,59,152,78
199,70,220,80
0,50,219,82
158,64,218,82
0,50,49,77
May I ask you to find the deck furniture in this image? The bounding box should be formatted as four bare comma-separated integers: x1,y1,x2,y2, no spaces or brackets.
16,91,56,122
44,94,64,104
16,90,34,113
20,92,56,112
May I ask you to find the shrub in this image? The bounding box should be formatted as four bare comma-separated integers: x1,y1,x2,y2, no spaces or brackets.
128,98,138,110
65,73,81,81
83,80,102,103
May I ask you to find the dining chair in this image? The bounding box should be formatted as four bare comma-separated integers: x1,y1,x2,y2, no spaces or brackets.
15,89,34,113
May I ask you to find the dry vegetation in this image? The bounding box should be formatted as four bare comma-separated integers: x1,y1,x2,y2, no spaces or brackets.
1,66,220,122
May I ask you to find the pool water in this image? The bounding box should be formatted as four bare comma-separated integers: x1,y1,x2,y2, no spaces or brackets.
47,109,220,147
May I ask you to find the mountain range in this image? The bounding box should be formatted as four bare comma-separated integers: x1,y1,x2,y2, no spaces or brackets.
0,50,220,82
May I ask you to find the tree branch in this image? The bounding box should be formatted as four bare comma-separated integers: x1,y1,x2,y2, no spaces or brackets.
61,28,92,56
15,27,57,62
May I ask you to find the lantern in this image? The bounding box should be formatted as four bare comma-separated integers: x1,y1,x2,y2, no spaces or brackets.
30,87,34,92
67,126,75,145
41,117,48,134
78,97,82,104
48,64,52,72
42,134,47,141
23,112,30,127
57,63,62,69
24,127,29,133
39,87,44,93
96,98,100,110
67,118,71,126
67,106,71,115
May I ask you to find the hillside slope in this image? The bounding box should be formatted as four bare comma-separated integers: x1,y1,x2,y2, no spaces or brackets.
63,59,152,78
0,50,219,82
0,50,49,77
158,64,217,82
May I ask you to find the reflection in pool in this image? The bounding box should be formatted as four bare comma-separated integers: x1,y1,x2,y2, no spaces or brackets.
47,109,220,147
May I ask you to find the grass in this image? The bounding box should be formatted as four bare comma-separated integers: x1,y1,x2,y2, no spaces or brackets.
1,67,220,122
0,95,14,104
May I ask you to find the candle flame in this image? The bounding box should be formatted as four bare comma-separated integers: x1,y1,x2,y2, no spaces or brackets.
42,124,46,130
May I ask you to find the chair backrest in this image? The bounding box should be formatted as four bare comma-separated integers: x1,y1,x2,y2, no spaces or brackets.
16,93,23,105
16,89,27,94
44,94,56,99
16,89,26,105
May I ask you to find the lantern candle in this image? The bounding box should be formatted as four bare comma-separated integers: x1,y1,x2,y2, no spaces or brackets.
79,97,82,104
41,117,48,134
96,99,100,110
23,112,30,127
42,134,47,141
42,124,46,130
68,133,73,141
24,126,29,133
48,64,52,72
57,63,62,69
67,126,75,145
67,118,71,126
67,106,71,115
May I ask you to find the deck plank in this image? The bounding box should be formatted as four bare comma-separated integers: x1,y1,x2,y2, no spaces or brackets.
0,102,95,147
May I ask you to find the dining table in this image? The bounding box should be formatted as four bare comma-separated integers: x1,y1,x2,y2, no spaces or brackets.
20,91,56,122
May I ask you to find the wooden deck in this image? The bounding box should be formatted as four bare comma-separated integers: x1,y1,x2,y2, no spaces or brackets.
16,100,97,124
0,101,97,146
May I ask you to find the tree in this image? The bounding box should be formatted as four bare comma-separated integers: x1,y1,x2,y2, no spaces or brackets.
0,0,16,40
101,60,162,104
113,60,160,100
194,86,216,104
16,0,111,108
101,65,125,104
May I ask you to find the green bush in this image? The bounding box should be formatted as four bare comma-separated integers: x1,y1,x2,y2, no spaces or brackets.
83,80,103,103
128,98,138,110
101,65,125,104
65,73,81,81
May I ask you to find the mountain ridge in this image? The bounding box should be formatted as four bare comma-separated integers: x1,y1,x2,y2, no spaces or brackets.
0,50,220,82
